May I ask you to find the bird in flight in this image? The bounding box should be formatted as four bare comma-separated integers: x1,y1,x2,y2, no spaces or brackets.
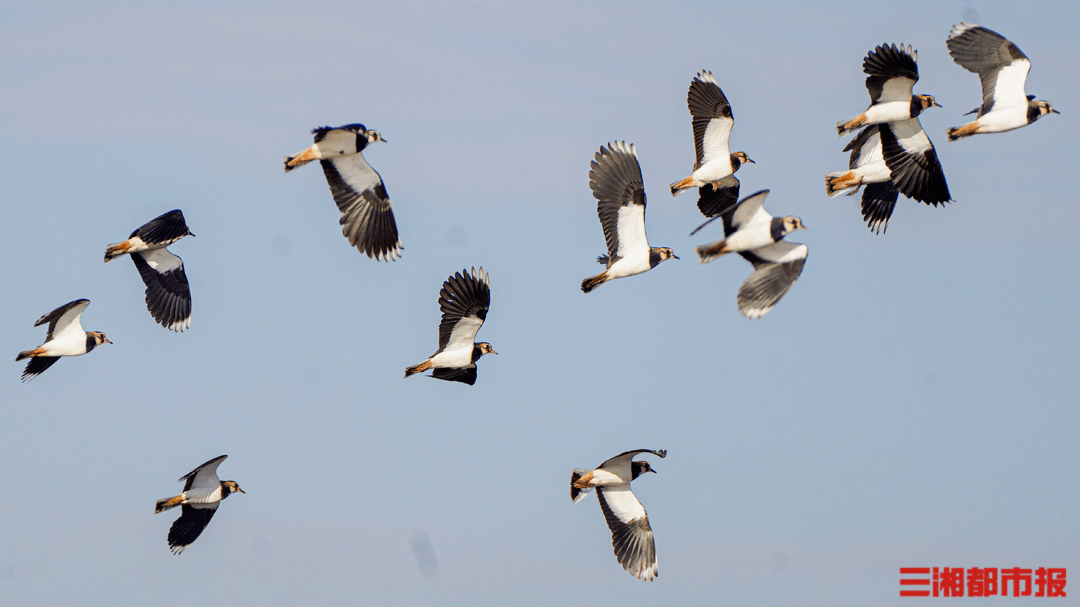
284,123,403,261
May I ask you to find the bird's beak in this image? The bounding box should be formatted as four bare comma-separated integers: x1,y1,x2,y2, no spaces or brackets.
933,99,943,108
491,349,499,355
1052,107,1061,114
672,254,680,260
237,488,246,494
746,157,756,164
189,232,196,237
649,468,657,474
104,338,113,344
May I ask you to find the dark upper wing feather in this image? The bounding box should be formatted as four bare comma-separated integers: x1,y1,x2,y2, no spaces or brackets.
437,268,490,351
687,72,733,167
431,366,478,385
590,143,646,260
946,23,1030,116
320,157,402,261
878,120,951,205
695,177,740,219
167,505,217,554
132,210,191,245
860,182,900,234
863,43,919,103
131,252,191,332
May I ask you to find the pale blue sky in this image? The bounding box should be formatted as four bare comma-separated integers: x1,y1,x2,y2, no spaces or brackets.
1,1,1077,605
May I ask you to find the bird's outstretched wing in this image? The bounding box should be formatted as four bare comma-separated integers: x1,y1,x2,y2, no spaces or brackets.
320,155,402,262
591,142,648,262
437,268,490,353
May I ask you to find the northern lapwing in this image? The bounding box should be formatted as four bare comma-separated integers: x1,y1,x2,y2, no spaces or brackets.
104,209,193,332
571,449,666,582
155,455,244,555
16,299,110,382
836,43,940,137
581,142,677,293
669,71,753,218
284,124,402,261
404,267,496,386
694,190,807,318
825,125,901,233
945,23,1059,141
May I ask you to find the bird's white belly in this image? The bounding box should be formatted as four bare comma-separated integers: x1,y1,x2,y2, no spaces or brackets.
977,104,1028,133
607,249,653,280
865,101,911,124
586,469,629,487
431,346,474,368
181,486,221,505
692,156,734,183
42,336,87,357
724,224,776,252
853,160,891,184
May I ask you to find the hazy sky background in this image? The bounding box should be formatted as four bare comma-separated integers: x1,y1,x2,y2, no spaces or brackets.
1,1,1076,605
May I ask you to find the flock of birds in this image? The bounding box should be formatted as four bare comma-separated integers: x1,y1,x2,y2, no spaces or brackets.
14,22,1058,579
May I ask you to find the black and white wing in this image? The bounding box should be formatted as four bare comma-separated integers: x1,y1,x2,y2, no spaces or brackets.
167,504,217,554
320,154,402,262
737,242,808,319
131,210,191,247
597,449,668,471
35,299,90,342
879,119,951,204
591,142,649,263
596,485,658,581
436,268,490,353
946,23,1031,116
864,43,919,104
725,189,772,234
687,71,734,171
178,455,227,492
845,126,900,233
689,189,771,237
131,248,191,332
695,176,741,220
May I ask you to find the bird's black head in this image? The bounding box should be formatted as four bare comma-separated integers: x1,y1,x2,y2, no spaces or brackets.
222,480,245,497
631,461,656,480
731,151,755,170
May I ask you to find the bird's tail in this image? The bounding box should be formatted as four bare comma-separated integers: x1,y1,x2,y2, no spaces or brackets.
836,113,866,137
570,469,593,503
155,495,184,514
15,347,44,361
946,122,978,141
669,175,696,197
283,146,319,172
696,240,730,264
404,359,433,378
580,271,608,294
103,240,131,263
825,171,860,198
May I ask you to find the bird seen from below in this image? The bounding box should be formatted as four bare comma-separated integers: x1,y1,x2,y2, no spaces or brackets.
16,299,111,382
284,123,403,261
945,22,1059,141
405,267,496,386
694,190,807,318
581,142,677,294
104,209,193,332
571,449,667,582
155,455,244,555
